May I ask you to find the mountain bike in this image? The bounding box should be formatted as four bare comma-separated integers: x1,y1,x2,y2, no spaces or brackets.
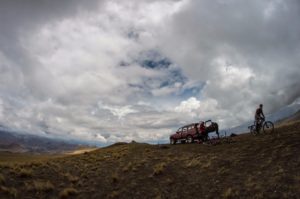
249,117,274,135
204,132,233,146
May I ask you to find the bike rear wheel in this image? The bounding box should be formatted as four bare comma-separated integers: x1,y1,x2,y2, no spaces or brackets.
263,121,274,134
249,125,258,135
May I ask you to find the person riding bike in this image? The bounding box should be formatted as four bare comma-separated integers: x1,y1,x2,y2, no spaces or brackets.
255,104,265,132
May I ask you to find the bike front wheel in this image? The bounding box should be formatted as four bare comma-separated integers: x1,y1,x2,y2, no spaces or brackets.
263,121,274,134
249,125,258,135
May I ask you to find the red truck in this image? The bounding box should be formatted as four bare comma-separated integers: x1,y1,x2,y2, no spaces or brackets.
169,120,219,144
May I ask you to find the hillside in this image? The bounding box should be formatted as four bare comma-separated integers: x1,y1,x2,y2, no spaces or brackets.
0,130,83,154
0,121,300,198
277,110,300,125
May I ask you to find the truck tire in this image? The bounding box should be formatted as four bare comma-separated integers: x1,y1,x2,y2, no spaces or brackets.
186,135,193,144
170,138,176,145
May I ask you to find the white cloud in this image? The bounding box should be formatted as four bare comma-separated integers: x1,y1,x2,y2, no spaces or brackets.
0,0,300,145
98,102,138,119
0,98,3,119
175,97,200,113
95,133,107,143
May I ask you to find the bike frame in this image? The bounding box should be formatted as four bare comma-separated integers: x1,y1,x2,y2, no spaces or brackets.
255,117,265,131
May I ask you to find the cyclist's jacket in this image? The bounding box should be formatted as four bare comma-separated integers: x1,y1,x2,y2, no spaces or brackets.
255,108,263,119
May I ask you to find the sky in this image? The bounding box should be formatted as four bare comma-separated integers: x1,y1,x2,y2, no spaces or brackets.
0,0,300,145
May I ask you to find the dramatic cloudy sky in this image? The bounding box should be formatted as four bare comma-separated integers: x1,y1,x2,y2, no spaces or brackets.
1,0,300,145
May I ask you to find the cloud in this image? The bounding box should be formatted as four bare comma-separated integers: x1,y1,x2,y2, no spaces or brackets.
157,0,300,122
0,0,300,145
175,97,200,113
97,102,138,119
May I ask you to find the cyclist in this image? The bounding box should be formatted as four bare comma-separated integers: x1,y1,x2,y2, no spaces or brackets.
199,121,208,142
194,123,199,135
255,104,265,132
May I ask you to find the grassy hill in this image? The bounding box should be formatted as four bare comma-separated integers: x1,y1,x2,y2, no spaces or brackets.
0,121,300,198
277,110,300,125
0,130,83,154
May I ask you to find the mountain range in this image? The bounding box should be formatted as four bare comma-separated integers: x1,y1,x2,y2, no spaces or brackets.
1,102,299,152
0,130,82,154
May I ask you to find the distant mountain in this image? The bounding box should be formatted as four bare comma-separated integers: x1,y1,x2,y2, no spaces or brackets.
0,129,82,154
224,103,300,135
276,109,300,124
267,104,300,123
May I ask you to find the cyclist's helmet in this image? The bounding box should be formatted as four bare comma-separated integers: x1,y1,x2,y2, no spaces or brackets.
260,104,263,108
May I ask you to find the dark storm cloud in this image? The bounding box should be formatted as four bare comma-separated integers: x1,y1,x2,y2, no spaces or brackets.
0,1,100,58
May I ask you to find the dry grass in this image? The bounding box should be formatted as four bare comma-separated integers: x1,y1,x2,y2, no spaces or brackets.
244,176,260,190
217,166,229,175
111,173,119,183
26,180,54,192
18,168,33,178
64,172,79,183
122,162,133,172
0,174,5,185
223,187,240,198
153,162,167,176
0,152,61,164
223,188,233,198
185,157,201,168
0,186,17,198
59,187,78,199
108,190,119,198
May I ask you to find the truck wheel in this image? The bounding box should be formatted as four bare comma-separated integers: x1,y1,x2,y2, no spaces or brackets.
186,135,193,144
170,138,176,145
